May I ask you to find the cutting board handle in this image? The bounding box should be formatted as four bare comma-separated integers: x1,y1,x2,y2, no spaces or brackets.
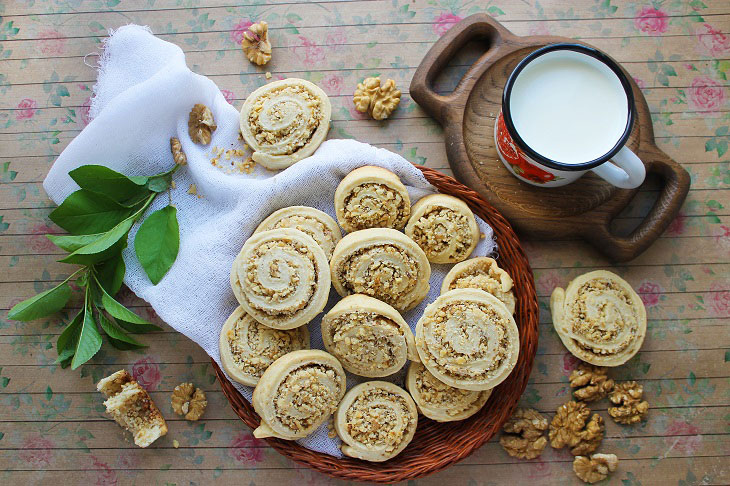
411,14,513,124
585,151,690,262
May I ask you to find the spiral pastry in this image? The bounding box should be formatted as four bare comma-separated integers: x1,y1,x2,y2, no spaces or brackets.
551,270,646,367
405,194,479,264
254,206,342,261
406,361,491,422
231,228,331,330
334,381,418,462
321,294,418,377
219,307,310,386
252,350,346,439
239,78,331,169
330,228,431,311
334,166,411,232
441,257,516,314
415,288,519,390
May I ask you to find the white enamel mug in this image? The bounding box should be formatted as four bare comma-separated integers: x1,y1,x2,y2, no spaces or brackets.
496,43,646,189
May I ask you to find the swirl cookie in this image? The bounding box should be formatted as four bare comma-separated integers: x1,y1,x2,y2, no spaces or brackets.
406,361,491,422
334,381,418,462
252,350,346,439
415,289,520,391
231,228,331,330
239,78,331,169
254,206,342,261
219,307,310,386
334,166,411,232
321,294,418,377
441,257,516,314
405,194,479,264
330,228,431,311
550,270,646,367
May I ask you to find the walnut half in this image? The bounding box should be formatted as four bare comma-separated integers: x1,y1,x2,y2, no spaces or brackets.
353,77,401,120
570,363,614,402
171,383,207,421
188,104,217,145
241,21,272,66
499,408,549,459
170,137,187,165
609,381,649,425
549,401,604,456
573,453,619,484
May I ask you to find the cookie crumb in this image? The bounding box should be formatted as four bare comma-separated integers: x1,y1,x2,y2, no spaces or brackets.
173,439,180,449
265,72,272,79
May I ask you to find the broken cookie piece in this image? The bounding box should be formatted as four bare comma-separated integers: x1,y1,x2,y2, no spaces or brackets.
97,370,168,448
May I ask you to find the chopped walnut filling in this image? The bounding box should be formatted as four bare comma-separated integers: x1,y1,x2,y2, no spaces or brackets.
342,183,408,230
247,85,323,155
227,316,305,379
569,363,615,402
345,388,414,452
608,381,649,424
499,408,549,459
448,274,516,313
414,364,485,417
409,207,472,259
549,401,604,456
269,215,336,259
425,302,509,381
339,244,417,308
244,240,317,316
273,364,341,432
568,278,637,356
328,312,403,372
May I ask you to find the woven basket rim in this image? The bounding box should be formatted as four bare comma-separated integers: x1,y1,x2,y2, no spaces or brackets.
213,165,539,483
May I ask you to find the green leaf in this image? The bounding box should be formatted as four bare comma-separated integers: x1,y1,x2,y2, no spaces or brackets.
59,237,127,266
98,283,152,325
71,306,102,369
8,282,72,321
49,189,132,235
57,312,83,355
47,233,102,252
95,254,126,295
69,165,149,204
134,206,179,284
59,216,134,264
116,319,163,333
97,312,144,347
146,174,173,193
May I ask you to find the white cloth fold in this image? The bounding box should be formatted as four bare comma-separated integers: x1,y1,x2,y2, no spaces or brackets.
43,25,497,456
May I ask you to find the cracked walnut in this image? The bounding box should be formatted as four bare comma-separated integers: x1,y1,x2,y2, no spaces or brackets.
569,363,615,402
499,408,549,459
171,382,207,421
573,453,619,484
188,104,217,145
353,77,401,120
608,381,649,424
241,21,272,66
549,401,604,456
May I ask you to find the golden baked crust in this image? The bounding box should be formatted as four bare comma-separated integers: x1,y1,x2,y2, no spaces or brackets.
405,194,479,264
441,257,516,313
252,350,346,440
254,206,342,261
334,166,411,232
97,370,168,448
415,288,520,391
219,306,310,386
330,228,430,311
334,381,418,462
406,361,491,422
231,228,331,330
551,270,646,366
239,78,331,169
321,294,418,377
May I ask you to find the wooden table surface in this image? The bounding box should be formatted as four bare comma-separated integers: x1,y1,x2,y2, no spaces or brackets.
1,0,728,484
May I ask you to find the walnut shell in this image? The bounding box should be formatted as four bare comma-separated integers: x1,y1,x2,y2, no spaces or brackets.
171,382,207,421
188,104,217,145
241,21,272,66
353,77,401,120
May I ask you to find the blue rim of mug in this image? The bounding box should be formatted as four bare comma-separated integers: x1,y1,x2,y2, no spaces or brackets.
501,43,635,172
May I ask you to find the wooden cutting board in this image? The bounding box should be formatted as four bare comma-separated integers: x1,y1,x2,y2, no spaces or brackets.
410,14,690,262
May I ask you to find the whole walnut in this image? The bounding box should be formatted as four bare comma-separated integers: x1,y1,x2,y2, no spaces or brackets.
499,407,549,459
549,401,604,456
353,77,401,120
570,363,614,402
171,382,207,421
573,453,619,484
609,381,649,424
241,21,272,66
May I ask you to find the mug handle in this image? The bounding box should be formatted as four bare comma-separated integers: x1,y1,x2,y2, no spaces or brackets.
590,146,646,189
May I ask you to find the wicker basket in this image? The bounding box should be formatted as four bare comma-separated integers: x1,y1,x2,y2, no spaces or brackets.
212,165,539,483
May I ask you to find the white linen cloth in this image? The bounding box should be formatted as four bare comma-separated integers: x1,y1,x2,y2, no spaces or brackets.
43,25,497,456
